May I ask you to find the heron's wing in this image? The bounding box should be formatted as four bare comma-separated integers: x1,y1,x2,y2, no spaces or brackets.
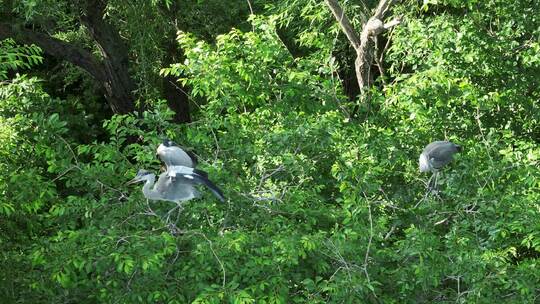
427,143,458,169
168,167,225,202
166,165,194,177
191,174,225,202
422,141,448,155
157,145,196,168
184,150,198,167
191,169,224,201
155,173,199,202
166,141,198,166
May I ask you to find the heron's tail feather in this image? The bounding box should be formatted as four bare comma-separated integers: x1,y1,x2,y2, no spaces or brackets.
190,171,225,202
192,168,208,178
185,150,199,167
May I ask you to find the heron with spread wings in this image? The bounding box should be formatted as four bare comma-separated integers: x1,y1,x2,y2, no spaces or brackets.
127,139,225,203
127,166,225,203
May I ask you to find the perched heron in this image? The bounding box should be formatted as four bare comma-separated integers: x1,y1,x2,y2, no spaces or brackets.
127,166,225,203
156,139,197,168
419,140,462,189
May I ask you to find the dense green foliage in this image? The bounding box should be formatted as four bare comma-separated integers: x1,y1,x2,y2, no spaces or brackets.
1,0,539,303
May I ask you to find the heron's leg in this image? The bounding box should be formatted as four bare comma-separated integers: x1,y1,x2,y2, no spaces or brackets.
164,203,183,224
427,171,440,192
145,198,158,216
164,205,176,223
433,171,439,191
426,172,435,190
173,202,184,224
413,171,439,208
415,174,434,208
175,202,184,216
414,187,431,208
427,171,445,202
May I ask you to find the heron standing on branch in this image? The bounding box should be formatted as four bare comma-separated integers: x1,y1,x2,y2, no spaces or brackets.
419,140,462,190
127,166,225,203
128,138,225,203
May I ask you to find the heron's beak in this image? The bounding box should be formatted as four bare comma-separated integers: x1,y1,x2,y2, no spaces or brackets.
126,177,142,185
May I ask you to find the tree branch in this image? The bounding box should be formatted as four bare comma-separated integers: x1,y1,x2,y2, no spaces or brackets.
79,0,136,114
1,0,137,114
374,0,396,18
325,0,401,114
80,0,129,68
0,23,105,81
325,0,361,50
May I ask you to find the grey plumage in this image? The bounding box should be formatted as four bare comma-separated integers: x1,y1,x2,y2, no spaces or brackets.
127,166,225,203
167,165,224,202
156,139,197,168
419,141,462,172
417,140,462,195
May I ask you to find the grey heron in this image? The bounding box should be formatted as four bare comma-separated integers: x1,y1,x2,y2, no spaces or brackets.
419,140,462,189
157,139,197,168
127,166,225,203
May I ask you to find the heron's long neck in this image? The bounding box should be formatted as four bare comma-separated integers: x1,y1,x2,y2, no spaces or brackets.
142,175,161,200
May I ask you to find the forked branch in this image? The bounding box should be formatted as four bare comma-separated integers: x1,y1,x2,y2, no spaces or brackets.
325,0,401,108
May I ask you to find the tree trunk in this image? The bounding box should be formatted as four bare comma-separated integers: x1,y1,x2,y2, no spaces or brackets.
163,41,191,123
0,0,136,115
80,0,136,114
325,0,401,112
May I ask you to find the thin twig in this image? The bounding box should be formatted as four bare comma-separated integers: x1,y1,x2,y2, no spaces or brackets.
362,192,377,299
246,0,254,15
56,135,79,166
256,165,285,190
166,79,203,111
197,232,226,288
51,165,77,182
210,128,221,163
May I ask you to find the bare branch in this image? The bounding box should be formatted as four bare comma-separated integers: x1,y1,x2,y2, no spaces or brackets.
325,0,401,114
383,17,402,30
374,0,397,18
325,0,362,50
362,192,377,299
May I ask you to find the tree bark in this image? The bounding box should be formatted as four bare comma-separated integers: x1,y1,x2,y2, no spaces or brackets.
325,0,400,106
0,0,136,114
0,23,104,81
80,0,136,114
325,0,362,50
163,41,191,123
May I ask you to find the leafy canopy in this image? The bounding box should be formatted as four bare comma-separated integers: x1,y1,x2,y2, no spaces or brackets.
1,0,539,303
